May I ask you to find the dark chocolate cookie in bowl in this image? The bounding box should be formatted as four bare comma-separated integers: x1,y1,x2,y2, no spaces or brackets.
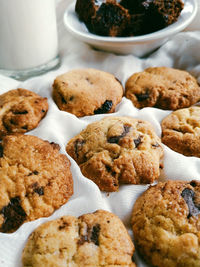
52,68,123,117
0,134,73,233
66,116,163,192
132,180,200,267
75,0,184,37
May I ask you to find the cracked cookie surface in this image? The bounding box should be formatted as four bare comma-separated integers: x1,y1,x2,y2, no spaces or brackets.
132,180,200,267
0,134,73,233
66,116,163,192
125,67,200,110
22,210,136,267
161,106,200,157
0,88,48,139
52,69,123,117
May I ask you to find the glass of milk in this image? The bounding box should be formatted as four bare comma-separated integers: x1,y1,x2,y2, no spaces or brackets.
0,0,60,80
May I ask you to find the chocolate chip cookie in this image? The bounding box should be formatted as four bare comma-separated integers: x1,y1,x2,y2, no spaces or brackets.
22,210,136,267
52,69,123,117
161,106,200,157
132,180,200,267
0,134,73,233
0,88,48,139
66,116,163,192
125,67,200,110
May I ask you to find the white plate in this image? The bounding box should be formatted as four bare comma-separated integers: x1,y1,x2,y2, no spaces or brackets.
64,0,198,57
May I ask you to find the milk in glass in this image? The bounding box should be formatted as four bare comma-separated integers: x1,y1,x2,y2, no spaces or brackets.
0,0,59,78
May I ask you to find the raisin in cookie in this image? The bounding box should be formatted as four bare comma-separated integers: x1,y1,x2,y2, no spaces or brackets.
132,180,200,267
125,67,200,110
0,88,48,139
161,106,200,157
0,134,73,233
66,116,163,192
52,69,123,117
22,210,136,267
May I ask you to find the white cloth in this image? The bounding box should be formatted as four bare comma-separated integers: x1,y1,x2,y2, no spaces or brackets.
0,1,200,266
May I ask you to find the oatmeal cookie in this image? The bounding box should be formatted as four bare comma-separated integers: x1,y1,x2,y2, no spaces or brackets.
125,67,200,110
52,69,123,117
22,210,136,267
132,180,200,267
0,134,73,233
66,116,163,192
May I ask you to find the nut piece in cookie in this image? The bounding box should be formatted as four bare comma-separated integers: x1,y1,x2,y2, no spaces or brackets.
125,67,200,110
52,68,123,117
0,88,48,139
66,116,163,192
132,180,200,267
161,106,200,157
22,210,136,267
0,134,73,233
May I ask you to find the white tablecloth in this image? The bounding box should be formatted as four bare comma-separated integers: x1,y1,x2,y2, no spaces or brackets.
0,1,200,266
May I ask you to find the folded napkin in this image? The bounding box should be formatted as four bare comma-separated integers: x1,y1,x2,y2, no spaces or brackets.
0,1,200,266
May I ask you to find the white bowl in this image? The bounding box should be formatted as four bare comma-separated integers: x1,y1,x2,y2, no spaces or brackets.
64,0,198,57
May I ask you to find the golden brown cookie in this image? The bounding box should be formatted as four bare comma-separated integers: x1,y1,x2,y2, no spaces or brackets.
66,116,163,192
125,67,200,110
132,180,200,267
0,134,73,233
161,106,200,157
0,88,48,139
22,210,136,267
52,68,123,117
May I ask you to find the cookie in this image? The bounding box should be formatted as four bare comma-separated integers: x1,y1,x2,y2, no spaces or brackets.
132,180,200,267
89,2,130,37
121,0,184,35
125,67,200,110
22,209,136,267
75,0,98,25
66,116,163,192
0,134,73,233
161,106,200,157
76,0,130,37
52,69,123,117
0,88,48,139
